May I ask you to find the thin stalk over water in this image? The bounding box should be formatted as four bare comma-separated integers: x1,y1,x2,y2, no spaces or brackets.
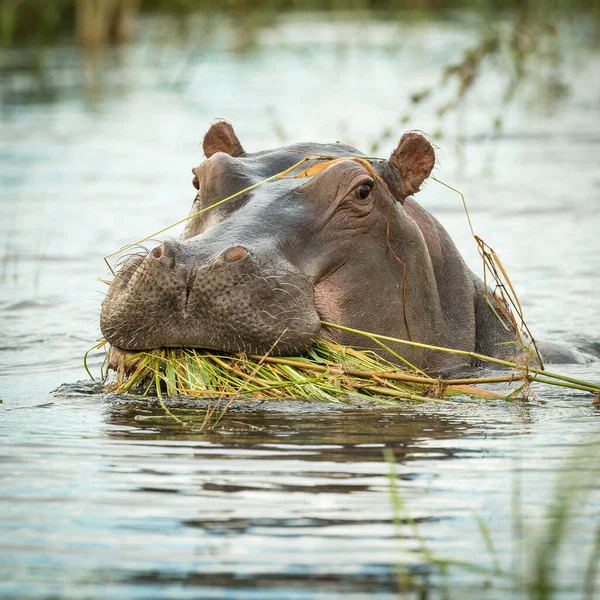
322,322,600,394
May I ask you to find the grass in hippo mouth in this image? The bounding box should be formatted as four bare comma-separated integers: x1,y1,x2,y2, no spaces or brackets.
86,322,600,414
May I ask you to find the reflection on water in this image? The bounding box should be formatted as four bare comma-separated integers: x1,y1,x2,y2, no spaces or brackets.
2,389,600,599
1,11,600,600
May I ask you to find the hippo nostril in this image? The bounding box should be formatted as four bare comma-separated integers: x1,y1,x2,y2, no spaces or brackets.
222,246,249,263
150,241,176,267
191,167,199,190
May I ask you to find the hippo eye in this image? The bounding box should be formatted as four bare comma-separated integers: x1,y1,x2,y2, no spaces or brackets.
355,182,373,201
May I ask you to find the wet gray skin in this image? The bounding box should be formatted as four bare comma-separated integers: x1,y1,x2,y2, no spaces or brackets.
100,121,518,371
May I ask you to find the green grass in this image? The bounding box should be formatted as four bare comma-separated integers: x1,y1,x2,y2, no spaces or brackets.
101,338,492,404
384,441,600,598
90,323,600,406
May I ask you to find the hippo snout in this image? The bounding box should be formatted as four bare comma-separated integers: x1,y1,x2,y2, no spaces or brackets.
100,239,321,355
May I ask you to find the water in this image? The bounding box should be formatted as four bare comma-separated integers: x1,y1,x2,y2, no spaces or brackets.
1,12,600,599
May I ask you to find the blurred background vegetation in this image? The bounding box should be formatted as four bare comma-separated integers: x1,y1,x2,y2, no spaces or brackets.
1,0,599,152
1,0,599,49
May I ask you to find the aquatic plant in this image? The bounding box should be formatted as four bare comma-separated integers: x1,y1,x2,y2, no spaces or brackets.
95,337,497,403
367,0,600,152
384,439,600,598
90,323,599,403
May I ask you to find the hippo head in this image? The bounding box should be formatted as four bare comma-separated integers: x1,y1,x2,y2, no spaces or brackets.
100,121,437,360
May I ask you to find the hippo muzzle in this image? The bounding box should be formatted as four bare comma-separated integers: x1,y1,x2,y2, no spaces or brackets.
100,238,321,355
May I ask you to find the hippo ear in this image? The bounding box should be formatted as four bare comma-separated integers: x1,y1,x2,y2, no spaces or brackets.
388,132,435,199
203,121,245,158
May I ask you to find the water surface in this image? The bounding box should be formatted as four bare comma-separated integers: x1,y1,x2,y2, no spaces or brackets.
1,13,599,599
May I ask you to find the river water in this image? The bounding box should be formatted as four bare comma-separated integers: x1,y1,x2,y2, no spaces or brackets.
1,12,599,599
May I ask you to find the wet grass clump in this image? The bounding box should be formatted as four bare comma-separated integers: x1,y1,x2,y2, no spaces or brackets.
99,338,495,404
88,323,600,406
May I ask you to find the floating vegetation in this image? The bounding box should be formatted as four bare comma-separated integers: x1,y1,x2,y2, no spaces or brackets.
88,323,600,406
99,338,478,404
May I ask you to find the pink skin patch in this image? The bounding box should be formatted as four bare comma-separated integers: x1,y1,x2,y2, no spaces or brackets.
108,346,142,372
314,279,343,341
313,200,442,346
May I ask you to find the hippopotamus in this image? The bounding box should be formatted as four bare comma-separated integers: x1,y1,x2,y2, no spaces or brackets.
100,121,530,371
